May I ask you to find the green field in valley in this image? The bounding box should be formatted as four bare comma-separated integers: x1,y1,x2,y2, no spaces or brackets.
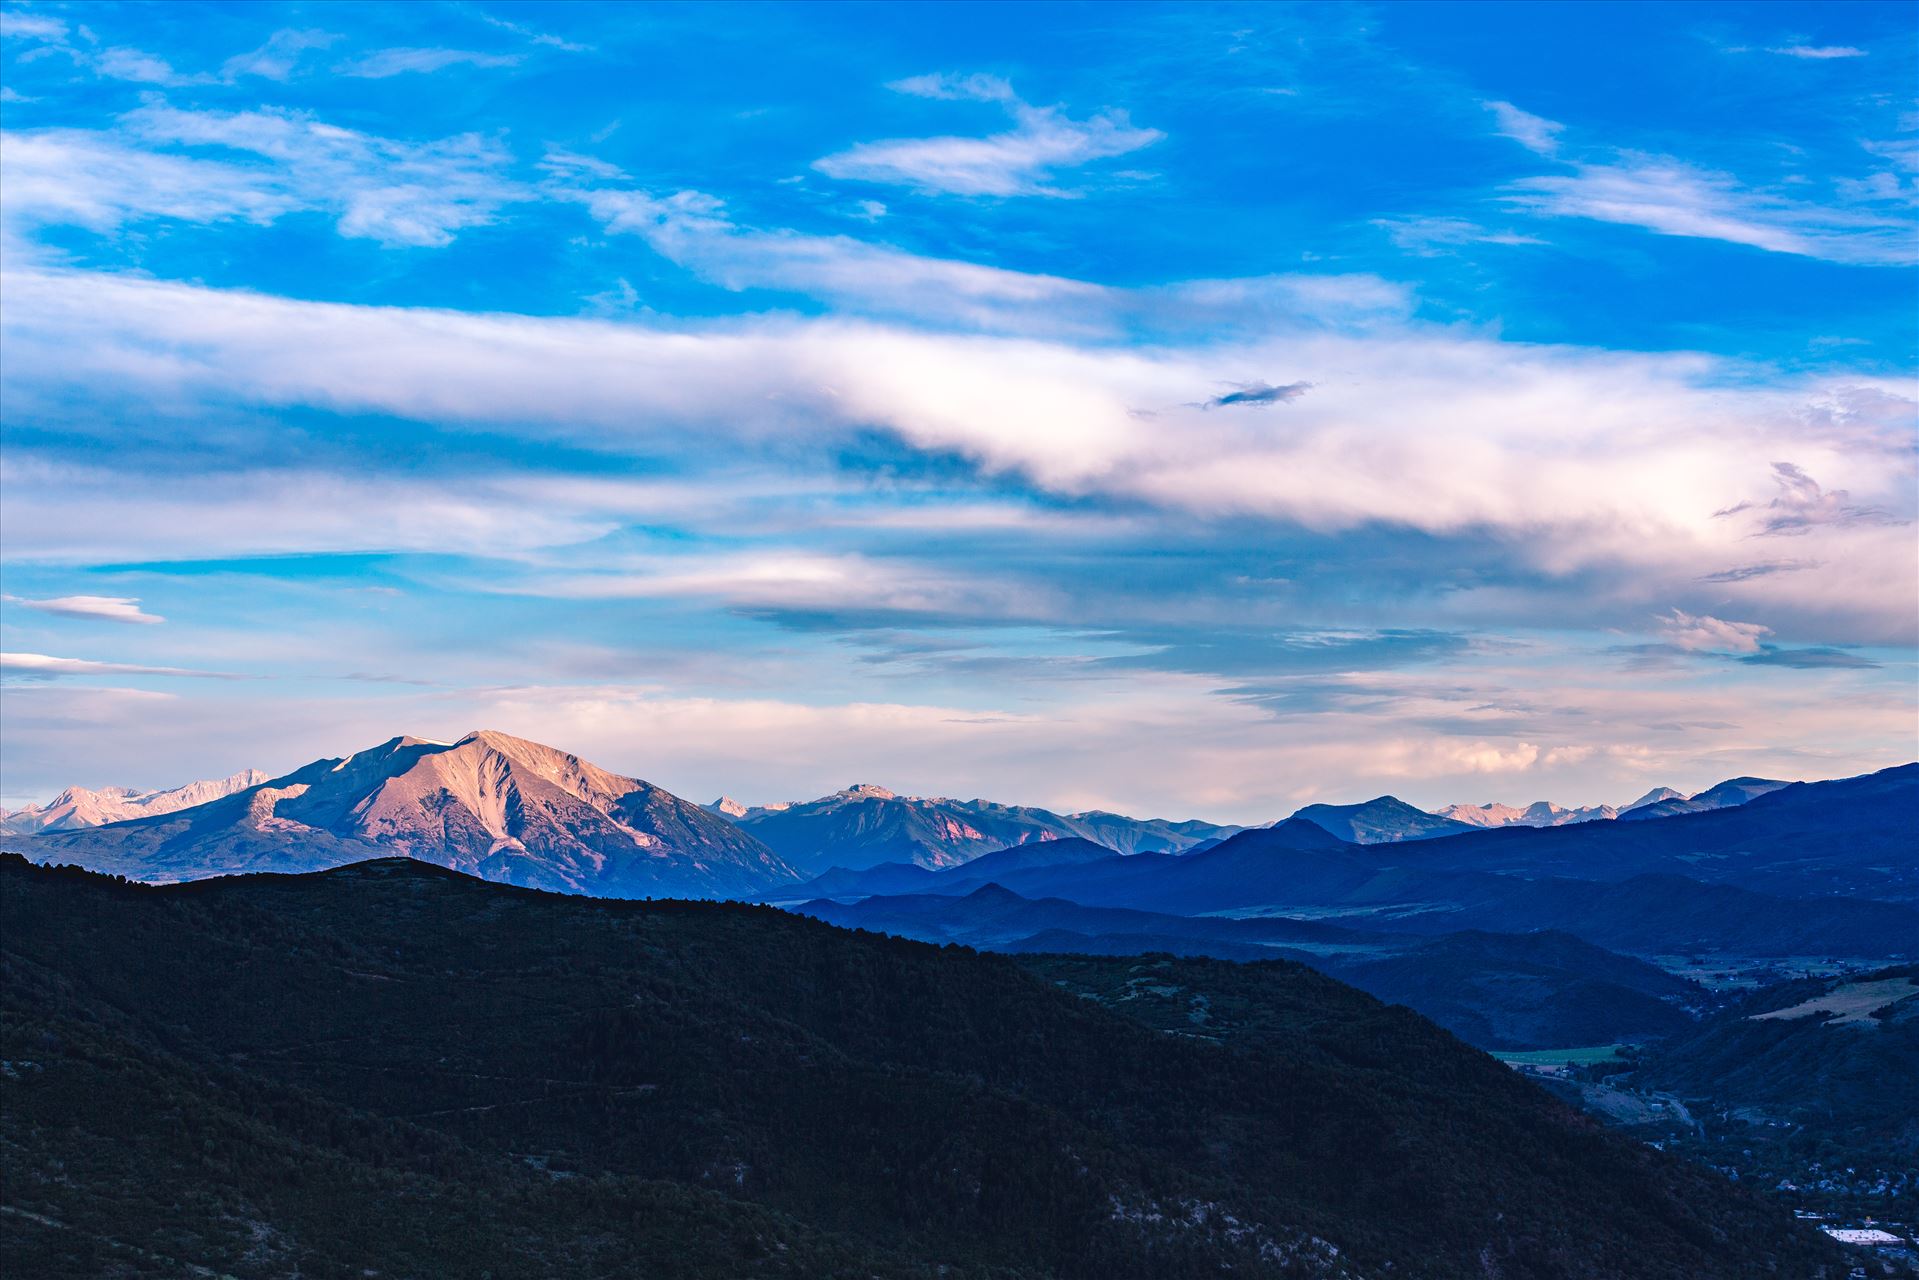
1491,1045,1625,1067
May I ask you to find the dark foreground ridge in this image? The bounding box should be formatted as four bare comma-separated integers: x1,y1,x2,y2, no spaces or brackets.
0,854,1843,1279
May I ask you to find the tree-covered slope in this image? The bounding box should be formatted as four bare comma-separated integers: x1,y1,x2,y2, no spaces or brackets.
0,855,1844,1279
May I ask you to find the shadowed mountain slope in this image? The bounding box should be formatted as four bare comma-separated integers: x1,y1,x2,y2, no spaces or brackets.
1332,931,1700,1051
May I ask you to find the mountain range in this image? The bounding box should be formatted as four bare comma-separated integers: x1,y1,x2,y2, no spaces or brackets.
711,783,1240,872
10,735,1913,926
1312,776,1785,842
0,769,268,835
8,739,1814,877
1372,765,1918,903
1616,776,1790,822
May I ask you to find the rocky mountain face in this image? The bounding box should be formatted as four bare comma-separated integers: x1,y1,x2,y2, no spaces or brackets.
0,769,269,834
9,731,796,899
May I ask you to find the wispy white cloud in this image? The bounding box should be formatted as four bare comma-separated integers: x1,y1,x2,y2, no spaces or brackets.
467,8,592,53
563,170,1407,336
5,17,336,86
0,128,292,230
92,45,188,85
531,550,1058,620
4,595,164,624
1483,100,1563,157
886,72,1019,103
3,105,524,248
340,47,522,79
221,28,339,82
569,184,1113,329
0,457,614,565
815,73,1162,197
0,15,208,88
1504,153,1918,266
1767,45,1867,60
1373,215,1547,255
0,12,69,42
1659,609,1770,654
0,652,242,679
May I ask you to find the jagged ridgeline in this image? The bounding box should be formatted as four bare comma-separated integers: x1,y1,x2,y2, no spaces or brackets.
1,855,1840,1280
11,730,797,898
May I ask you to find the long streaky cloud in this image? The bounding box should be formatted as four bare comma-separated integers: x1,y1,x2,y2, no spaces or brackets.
0,652,245,679
5,595,165,624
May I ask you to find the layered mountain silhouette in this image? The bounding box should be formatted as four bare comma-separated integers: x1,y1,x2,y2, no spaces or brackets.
785,834,1127,901
1327,775,1787,841
1289,795,1478,842
783,778,1919,963
1376,764,1918,903
790,867,1912,1052
722,783,1237,872
0,769,268,834
1617,776,1788,822
12,731,794,898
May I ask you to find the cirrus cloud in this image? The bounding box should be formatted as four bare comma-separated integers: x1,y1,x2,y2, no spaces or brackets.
815,74,1162,197
4,594,164,624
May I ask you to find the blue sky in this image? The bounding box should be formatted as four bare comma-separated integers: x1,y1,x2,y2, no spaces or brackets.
1,0,1914,819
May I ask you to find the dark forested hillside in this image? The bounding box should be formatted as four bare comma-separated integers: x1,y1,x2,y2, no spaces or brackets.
1329,930,1700,1051
0,855,1843,1279
1628,965,1919,1164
